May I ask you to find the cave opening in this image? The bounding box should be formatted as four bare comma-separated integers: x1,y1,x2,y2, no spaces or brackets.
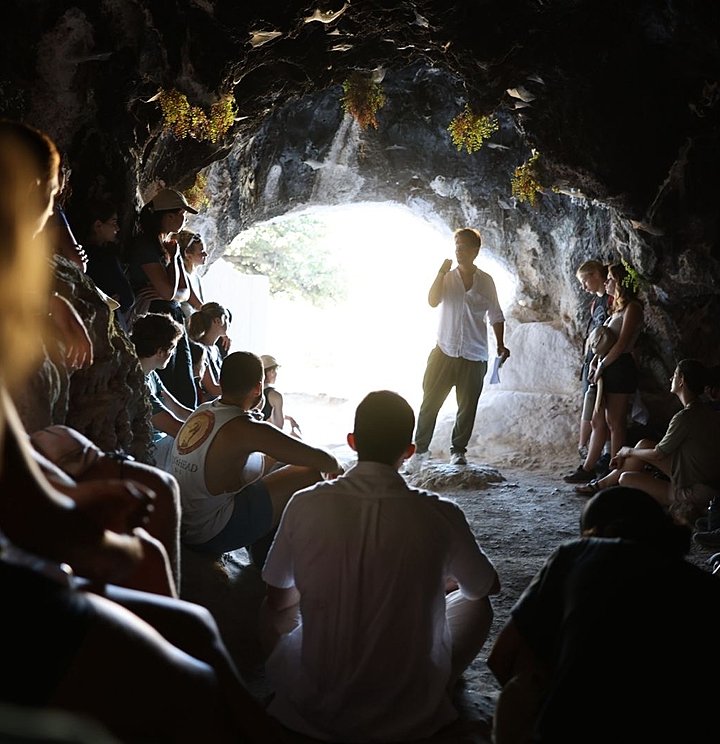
197,199,518,450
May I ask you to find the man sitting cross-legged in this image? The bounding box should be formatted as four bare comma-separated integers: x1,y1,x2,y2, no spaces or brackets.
172,351,342,565
259,390,501,743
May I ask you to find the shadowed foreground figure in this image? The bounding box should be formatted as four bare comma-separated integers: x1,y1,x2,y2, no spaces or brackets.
260,390,500,742
488,486,720,744
0,120,287,743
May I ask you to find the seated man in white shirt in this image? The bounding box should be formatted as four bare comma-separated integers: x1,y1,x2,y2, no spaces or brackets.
260,390,501,743
131,313,193,471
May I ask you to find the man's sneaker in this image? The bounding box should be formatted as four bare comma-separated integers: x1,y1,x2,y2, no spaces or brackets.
595,452,611,479
693,529,720,550
403,451,429,474
450,452,467,466
562,465,595,483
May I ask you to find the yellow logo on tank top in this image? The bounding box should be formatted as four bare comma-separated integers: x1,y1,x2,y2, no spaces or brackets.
176,410,215,455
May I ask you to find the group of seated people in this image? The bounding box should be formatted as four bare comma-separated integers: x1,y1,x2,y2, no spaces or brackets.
570,358,720,552
3,117,720,744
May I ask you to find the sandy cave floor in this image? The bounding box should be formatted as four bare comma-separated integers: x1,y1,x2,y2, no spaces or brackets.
179,459,714,744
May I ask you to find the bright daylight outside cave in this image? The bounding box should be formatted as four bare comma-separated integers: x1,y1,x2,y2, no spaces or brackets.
2,2,720,743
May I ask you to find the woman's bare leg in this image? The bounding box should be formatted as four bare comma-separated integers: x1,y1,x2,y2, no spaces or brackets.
605,392,632,457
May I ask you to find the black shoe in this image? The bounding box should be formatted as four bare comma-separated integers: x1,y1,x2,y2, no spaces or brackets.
563,465,595,483
595,453,611,479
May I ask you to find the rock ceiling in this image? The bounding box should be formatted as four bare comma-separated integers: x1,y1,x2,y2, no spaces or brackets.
2,0,719,401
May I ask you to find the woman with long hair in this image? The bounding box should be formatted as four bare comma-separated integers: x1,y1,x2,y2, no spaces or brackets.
187,302,230,400
177,229,208,321
567,261,644,482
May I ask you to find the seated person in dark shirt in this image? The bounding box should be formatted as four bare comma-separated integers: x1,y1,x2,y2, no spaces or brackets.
131,313,193,471
76,198,135,330
488,486,720,744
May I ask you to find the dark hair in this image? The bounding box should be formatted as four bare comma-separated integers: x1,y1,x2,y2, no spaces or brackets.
581,486,691,557
188,302,227,341
676,358,707,397
353,390,415,465
76,197,117,243
220,351,263,397
131,313,184,358
137,202,180,238
607,262,639,311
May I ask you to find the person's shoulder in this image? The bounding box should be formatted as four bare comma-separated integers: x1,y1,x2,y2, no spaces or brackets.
474,267,495,283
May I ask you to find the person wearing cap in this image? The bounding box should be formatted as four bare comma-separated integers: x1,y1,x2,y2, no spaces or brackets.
261,354,301,437
173,351,342,567
126,188,198,409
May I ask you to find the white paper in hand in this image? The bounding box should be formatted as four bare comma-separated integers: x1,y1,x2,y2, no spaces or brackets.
489,356,502,384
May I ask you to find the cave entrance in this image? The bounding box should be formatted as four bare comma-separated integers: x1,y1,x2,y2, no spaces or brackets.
202,200,517,449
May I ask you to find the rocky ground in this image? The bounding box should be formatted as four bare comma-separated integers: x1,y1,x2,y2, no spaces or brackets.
180,457,715,744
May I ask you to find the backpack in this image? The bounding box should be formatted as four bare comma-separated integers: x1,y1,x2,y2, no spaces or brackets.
588,325,616,358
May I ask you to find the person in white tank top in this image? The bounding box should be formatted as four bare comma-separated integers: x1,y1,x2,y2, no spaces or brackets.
172,351,343,565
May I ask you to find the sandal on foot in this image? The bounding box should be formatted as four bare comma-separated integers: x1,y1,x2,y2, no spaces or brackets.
575,479,601,495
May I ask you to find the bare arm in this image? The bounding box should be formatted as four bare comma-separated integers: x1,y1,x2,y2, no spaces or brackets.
141,261,180,302
600,302,642,369
48,293,94,369
428,259,451,307
613,443,664,466
238,418,341,474
201,365,222,397
259,585,301,656
152,409,186,438
152,388,192,437
161,387,193,421
267,389,284,430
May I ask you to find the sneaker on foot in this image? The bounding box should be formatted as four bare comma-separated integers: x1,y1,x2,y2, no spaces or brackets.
450,452,467,466
563,465,595,483
404,451,429,474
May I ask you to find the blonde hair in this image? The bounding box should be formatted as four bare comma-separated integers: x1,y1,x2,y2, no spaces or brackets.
0,122,58,391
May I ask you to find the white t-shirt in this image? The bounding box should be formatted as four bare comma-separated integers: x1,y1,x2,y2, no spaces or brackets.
436,268,504,361
262,461,497,742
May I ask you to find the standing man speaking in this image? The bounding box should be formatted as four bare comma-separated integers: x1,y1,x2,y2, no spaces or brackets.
409,228,509,470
